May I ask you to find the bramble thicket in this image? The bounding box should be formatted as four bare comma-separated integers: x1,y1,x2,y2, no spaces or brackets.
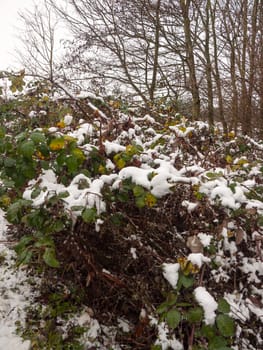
0,73,262,349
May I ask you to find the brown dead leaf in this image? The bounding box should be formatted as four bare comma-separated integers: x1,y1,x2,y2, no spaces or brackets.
236,228,245,245
186,235,204,253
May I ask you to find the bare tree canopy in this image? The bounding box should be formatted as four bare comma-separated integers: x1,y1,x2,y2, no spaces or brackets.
16,0,263,135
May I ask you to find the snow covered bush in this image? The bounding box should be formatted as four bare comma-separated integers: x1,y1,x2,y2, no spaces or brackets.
0,78,262,349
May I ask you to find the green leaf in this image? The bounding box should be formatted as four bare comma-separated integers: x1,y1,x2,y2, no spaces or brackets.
38,144,50,158
52,220,65,232
17,249,33,266
43,247,60,268
166,309,181,329
31,187,42,199
58,191,70,198
216,314,235,337
15,236,34,254
6,199,32,224
151,345,162,350
4,157,16,167
133,185,145,197
30,132,46,144
201,324,216,340
156,302,169,315
135,195,146,208
66,155,78,173
186,307,203,323
117,192,129,203
20,140,35,159
180,274,195,288
82,207,97,223
217,298,231,314
110,213,124,226
165,292,178,306
34,236,54,248
208,336,227,350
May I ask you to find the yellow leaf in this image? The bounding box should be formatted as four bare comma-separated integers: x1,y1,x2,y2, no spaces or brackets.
179,126,187,133
49,138,65,151
0,195,11,207
177,256,200,275
145,192,157,207
98,165,106,174
116,158,126,169
36,151,45,160
57,121,66,128
113,154,126,169
64,135,77,142
72,148,86,161
228,131,235,138
225,155,232,164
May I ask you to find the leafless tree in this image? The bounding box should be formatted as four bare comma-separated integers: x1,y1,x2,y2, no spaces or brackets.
16,0,61,87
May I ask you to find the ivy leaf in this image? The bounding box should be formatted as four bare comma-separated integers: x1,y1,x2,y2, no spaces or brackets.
43,247,60,268
82,207,97,223
216,314,235,337
166,309,181,329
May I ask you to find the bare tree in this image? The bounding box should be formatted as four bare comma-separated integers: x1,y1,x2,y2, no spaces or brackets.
48,0,179,107
16,0,61,86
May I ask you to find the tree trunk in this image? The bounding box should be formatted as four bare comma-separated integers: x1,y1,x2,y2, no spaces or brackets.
180,0,200,120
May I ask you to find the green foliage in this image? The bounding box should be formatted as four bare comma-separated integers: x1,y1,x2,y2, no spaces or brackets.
157,258,235,349
81,207,97,223
166,309,181,329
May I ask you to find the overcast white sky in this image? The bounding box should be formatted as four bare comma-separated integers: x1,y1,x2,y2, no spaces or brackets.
0,0,35,70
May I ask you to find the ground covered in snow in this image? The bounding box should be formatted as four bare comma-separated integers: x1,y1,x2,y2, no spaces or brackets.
0,92,262,349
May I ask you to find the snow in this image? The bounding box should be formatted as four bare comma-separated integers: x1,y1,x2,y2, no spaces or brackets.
104,140,126,155
0,209,36,350
182,200,198,212
197,233,212,247
151,320,183,350
162,263,180,289
130,247,137,259
64,114,73,125
194,286,218,325
187,253,211,268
